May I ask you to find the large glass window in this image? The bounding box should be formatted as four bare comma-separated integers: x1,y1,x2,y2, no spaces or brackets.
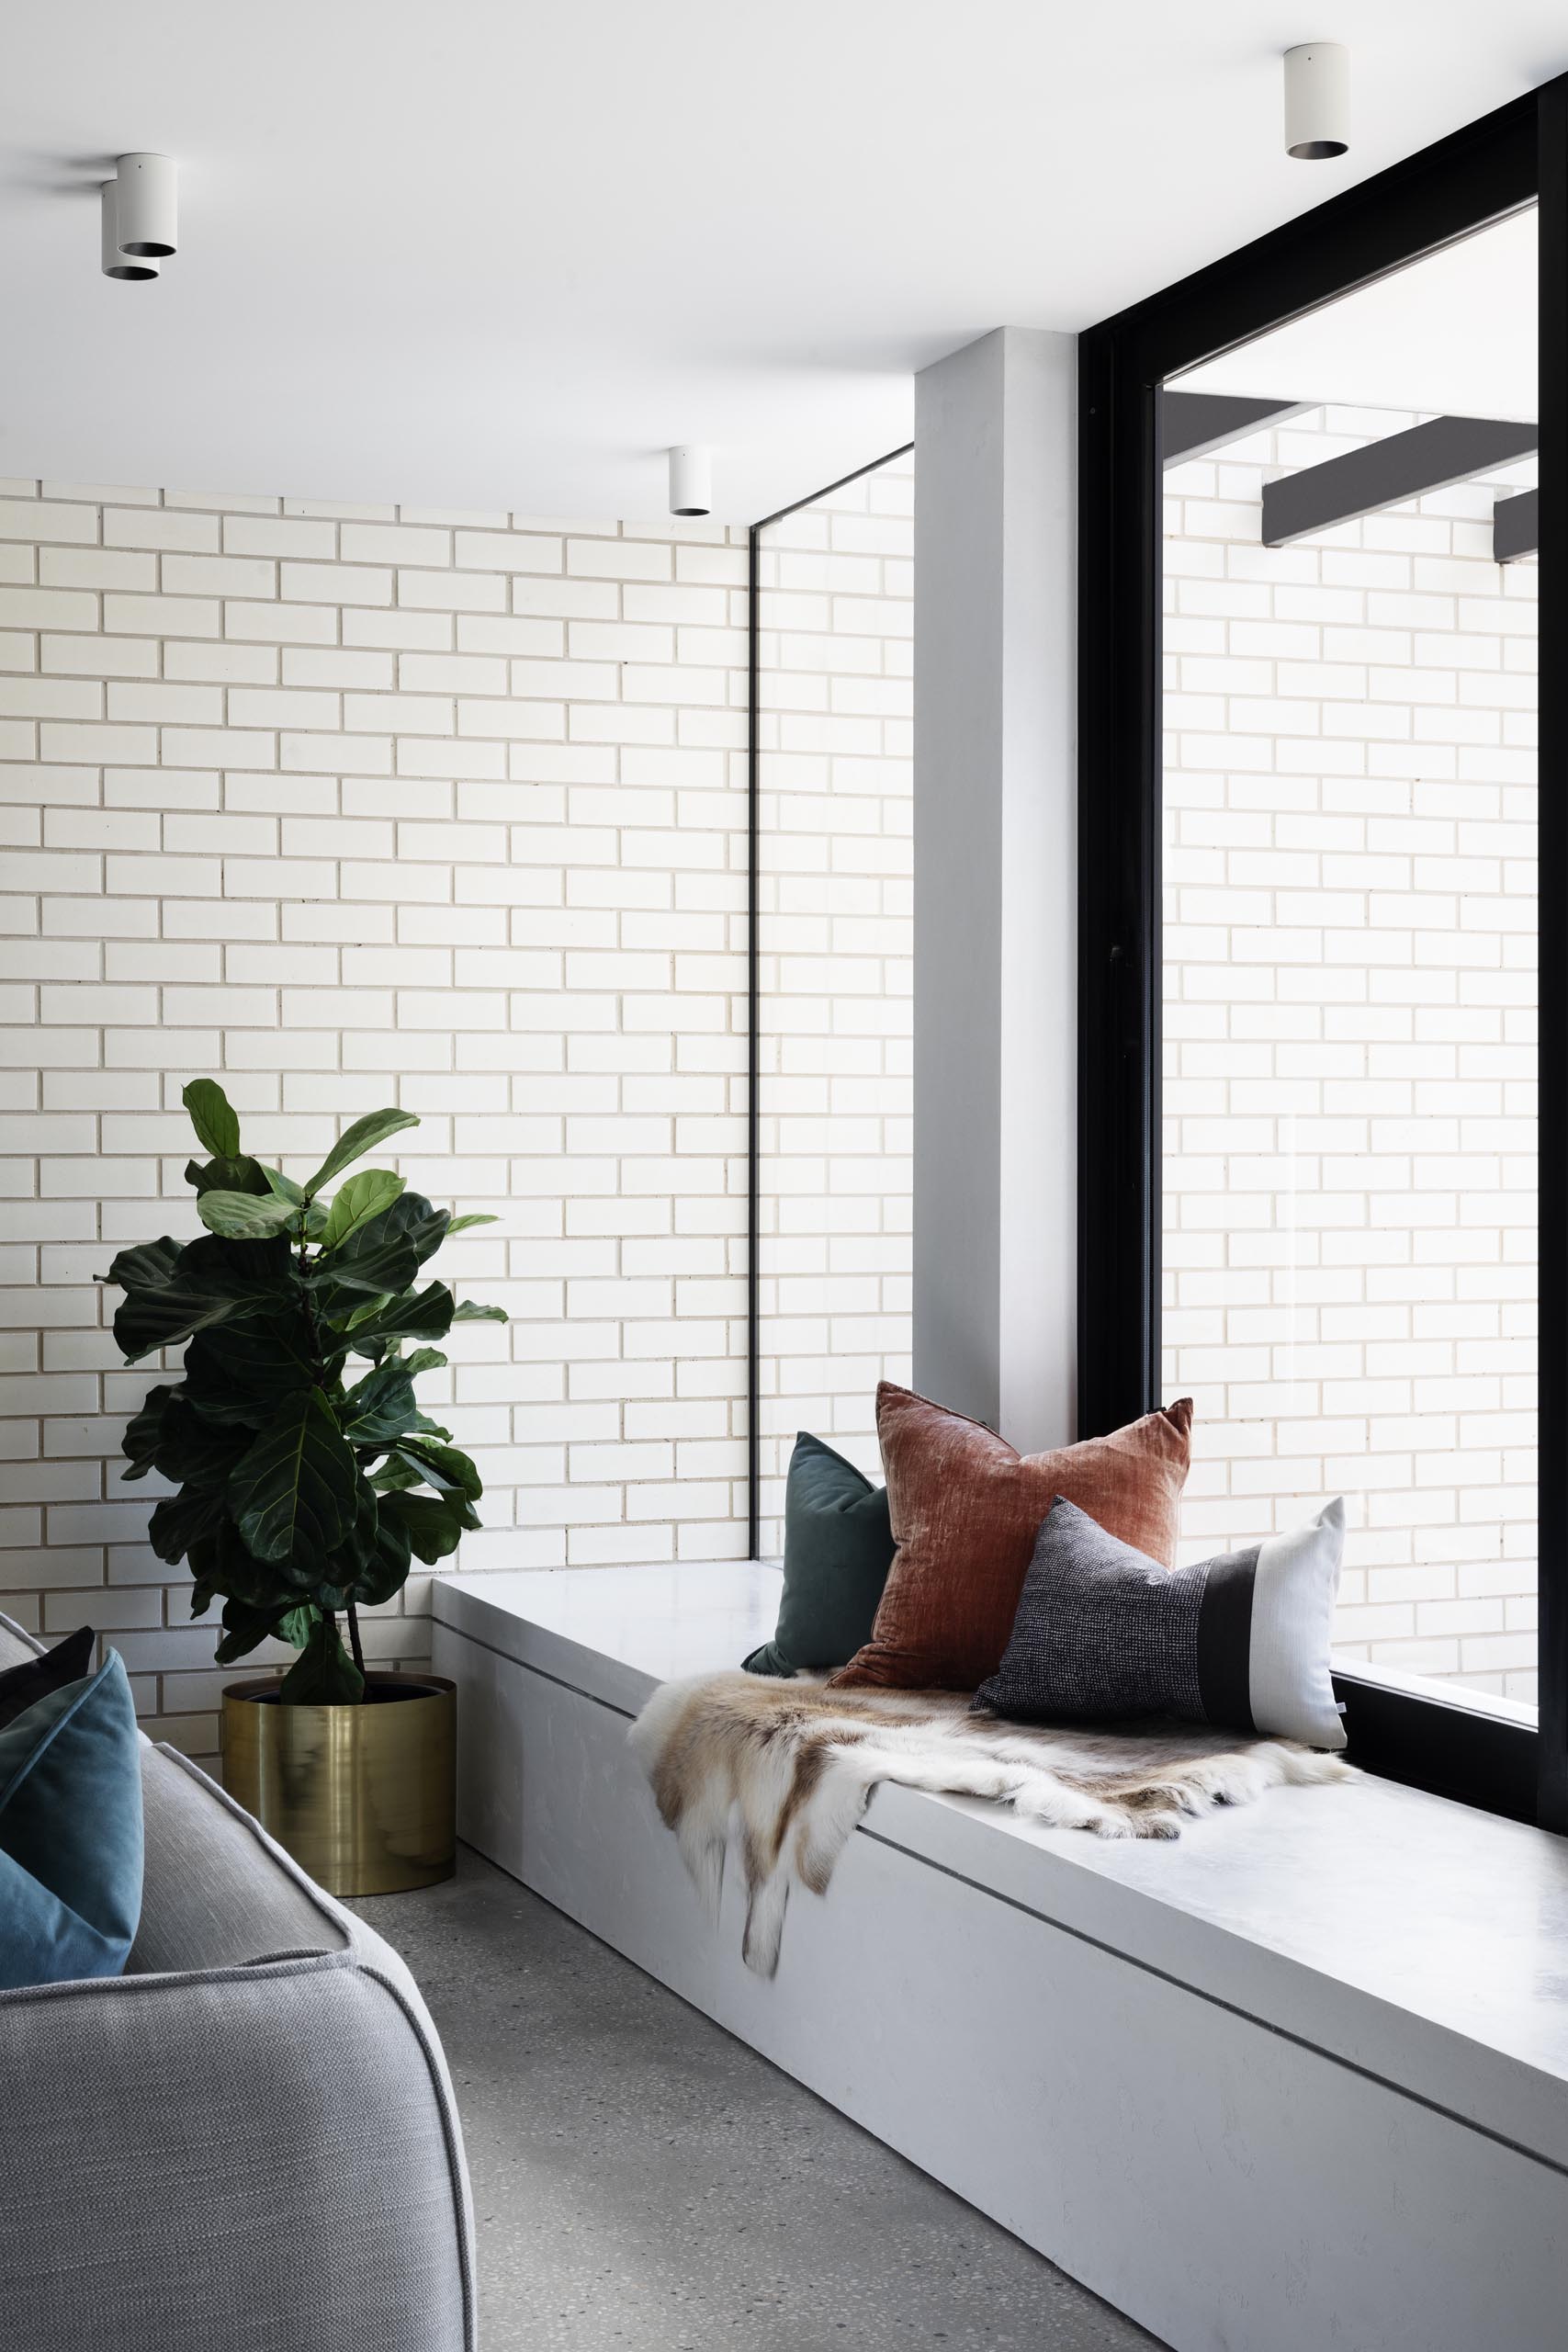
1160,210,1538,1711
752,455,914,1556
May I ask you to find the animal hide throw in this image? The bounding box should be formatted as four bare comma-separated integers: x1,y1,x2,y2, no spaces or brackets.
629,1670,1355,1975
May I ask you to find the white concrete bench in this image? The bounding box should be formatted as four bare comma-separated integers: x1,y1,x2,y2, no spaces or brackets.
433,1562,1568,2352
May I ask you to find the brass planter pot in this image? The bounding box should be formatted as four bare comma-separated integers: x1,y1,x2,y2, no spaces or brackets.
222,1673,456,1898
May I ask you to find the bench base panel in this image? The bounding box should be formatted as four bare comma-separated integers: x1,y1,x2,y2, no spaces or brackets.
436,1616,1562,2352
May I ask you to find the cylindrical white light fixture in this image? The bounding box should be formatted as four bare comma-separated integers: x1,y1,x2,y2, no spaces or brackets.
668,445,712,517
101,182,158,281
115,152,178,257
1284,43,1349,160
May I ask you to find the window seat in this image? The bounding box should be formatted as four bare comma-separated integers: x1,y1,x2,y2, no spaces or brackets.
433,1562,1568,2352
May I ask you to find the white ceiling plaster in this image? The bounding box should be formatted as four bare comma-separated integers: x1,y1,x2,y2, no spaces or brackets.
1172,208,1538,421
2,2,1564,520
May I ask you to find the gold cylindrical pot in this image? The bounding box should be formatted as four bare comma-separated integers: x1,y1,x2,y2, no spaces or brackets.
222,1674,456,1898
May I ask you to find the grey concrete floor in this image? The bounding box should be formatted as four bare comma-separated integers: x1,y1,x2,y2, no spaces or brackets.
355,1848,1163,2352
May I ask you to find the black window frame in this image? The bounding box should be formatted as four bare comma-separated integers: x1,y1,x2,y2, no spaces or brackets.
1078,77,1568,1827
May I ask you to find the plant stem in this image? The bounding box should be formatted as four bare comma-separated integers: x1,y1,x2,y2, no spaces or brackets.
346,1597,367,1680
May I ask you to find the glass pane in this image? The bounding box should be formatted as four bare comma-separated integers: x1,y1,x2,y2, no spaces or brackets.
754,456,914,1557
1161,209,1538,1711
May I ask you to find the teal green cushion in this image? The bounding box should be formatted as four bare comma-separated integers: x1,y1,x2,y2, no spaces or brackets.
744,1432,897,1677
0,1650,144,1991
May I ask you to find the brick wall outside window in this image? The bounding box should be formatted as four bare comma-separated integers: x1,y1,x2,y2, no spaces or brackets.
1162,410,1538,1702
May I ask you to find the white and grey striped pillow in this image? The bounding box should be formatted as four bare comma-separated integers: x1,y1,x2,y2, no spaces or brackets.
976,1495,1347,1750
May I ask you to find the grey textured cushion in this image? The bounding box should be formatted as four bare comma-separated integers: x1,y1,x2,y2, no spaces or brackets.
976,1495,1348,1748
129,1742,346,1974
0,1616,476,2351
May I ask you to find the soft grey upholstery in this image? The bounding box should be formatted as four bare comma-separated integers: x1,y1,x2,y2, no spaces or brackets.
0,1612,478,2352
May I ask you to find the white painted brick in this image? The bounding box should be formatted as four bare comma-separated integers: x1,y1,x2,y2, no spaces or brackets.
0,586,96,630
0,500,97,545
104,593,220,638
164,641,279,684
40,548,154,593
223,514,337,560
162,553,276,598
341,521,452,566
453,531,561,574
396,570,505,613
0,481,820,1735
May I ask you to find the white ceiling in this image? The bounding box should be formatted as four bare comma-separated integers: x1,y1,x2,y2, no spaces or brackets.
1172,208,1538,420
3,3,1565,521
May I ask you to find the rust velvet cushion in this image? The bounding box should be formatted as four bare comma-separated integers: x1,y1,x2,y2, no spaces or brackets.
826,1382,1195,1691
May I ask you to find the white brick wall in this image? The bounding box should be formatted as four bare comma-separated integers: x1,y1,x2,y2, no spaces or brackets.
0,478,752,1760
1162,409,1538,1701
755,457,914,1547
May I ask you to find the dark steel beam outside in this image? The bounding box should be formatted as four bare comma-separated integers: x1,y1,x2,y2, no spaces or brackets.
1160,390,1308,466
1262,413,1539,547
1495,485,1540,560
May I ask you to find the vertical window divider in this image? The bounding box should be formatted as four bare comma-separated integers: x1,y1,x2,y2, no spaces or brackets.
1535,81,1568,1832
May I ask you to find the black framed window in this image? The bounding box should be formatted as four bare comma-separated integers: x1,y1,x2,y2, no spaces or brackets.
1078,77,1567,1826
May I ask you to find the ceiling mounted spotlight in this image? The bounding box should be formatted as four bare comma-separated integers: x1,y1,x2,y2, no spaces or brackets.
101,182,158,281
1284,43,1349,160
115,153,177,256
668,446,712,517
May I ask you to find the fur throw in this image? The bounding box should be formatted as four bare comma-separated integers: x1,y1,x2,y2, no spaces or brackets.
630,1671,1355,1976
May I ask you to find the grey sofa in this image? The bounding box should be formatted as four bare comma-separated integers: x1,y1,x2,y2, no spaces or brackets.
0,1613,478,2352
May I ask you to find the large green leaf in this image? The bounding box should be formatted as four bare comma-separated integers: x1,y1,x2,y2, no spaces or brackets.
186,1154,271,1199
329,1283,456,1359
261,1164,306,1208
148,1481,231,1566
379,1487,478,1565
320,1167,406,1252
370,1455,423,1494
178,1227,297,1294
278,1602,318,1649
114,1282,254,1365
452,1298,509,1324
105,1237,184,1295
187,1521,281,1615
303,1109,420,1200
182,1079,241,1159
352,1508,412,1608
230,1389,361,1568
113,1233,298,1366
152,1396,253,1488
316,1193,449,1297
197,1189,299,1241
400,1346,448,1378
338,1363,438,1444
331,1475,380,1572
214,1597,293,1665
395,1437,483,1501
120,1382,181,1479
278,1613,365,1704
444,1213,499,1234
183,1313,315,1425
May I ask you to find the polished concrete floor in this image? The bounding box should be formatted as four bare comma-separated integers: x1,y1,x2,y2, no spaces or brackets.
356,1849,1162,2352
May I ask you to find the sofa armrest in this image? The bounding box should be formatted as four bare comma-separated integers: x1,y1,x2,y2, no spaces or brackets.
0,1940,477,2352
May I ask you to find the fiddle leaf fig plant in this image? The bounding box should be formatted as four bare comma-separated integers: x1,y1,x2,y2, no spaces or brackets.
103,1080,506,1704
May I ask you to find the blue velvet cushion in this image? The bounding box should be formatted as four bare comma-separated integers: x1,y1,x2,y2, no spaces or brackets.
0,1649,144,1990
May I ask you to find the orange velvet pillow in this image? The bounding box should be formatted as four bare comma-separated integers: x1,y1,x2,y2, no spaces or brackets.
827,1383,1194,1692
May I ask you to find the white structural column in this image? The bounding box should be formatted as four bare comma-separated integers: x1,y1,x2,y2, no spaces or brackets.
912,327,1077,1449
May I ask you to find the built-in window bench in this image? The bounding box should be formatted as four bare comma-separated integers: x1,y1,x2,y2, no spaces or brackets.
433,1564,1568,2352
